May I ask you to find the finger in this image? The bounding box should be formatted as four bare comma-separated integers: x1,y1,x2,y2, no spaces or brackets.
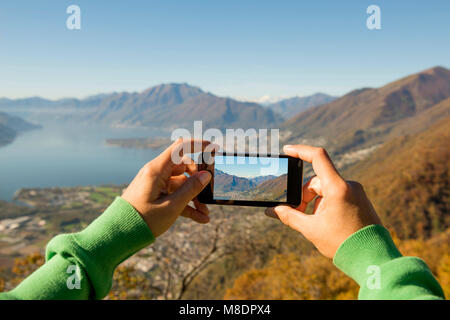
167,171,211,211
179,154,199,176
297,175,320,211
181,205,210,224
161,139,215,166
313,196,323,214
193,197,209,215
283,145,343,185
172,163,187,176
264,205,312,235
149,139,214,181
172,155,199,178
168,175,188,193
186,161,199,176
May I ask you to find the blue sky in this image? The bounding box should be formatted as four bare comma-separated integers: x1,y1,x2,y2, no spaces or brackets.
215,156,288,178
0,0,449,100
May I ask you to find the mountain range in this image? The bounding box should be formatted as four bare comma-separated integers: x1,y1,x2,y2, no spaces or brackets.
266,93,336,118
213,169,287,201
0,84,284,130
248,174,288,201
0,83,341,131
213,169,277,193
1,66,449,156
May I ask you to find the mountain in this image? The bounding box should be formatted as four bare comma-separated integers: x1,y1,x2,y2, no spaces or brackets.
88,83,205,125
0,83,283,130
213,169,280,193
0,97,57,109
250,174,288,201
213,169,287,201
343,115,450,239
283,66,450,154
0,112,41,147
267,93,336,119
213,169,258,193
248,175,277,185
89,84,283,129
0,95,128,110
142,92,282,129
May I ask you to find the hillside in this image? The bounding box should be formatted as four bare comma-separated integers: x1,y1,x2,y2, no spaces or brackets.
0,112,41,147
213,169,258,194
134,91,282,129
213,169,287,201
0,83,283,130
343,116,450,239
89,83,205,126
248,175,278,185
249,174,288,201
267,93,336,119
283,66,450,154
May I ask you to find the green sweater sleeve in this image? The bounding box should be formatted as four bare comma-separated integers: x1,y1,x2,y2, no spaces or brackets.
0,197,154,300
333,224,445,300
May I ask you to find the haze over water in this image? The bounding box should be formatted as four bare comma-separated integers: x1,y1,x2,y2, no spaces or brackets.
0,122,162,201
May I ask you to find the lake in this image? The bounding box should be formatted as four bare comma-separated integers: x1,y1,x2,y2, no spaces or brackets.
0,122,165,201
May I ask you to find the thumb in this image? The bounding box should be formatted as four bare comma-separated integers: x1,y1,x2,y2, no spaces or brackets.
265,205,312,235
168,171,211,210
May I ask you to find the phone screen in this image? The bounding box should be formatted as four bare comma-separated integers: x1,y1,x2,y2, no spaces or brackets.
212,155,288,202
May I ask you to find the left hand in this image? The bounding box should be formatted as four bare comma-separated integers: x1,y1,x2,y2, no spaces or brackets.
122,139,213,237
265,144,382,258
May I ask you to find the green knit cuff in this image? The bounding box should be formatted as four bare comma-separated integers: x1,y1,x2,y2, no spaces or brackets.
333,224,402,285
46,197,155,299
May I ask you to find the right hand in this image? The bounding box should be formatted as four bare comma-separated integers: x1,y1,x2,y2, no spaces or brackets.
265,145,382,259
122,139,213,238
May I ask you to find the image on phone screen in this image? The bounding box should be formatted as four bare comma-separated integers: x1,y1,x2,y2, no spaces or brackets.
213,155,288,202
197,153,302,207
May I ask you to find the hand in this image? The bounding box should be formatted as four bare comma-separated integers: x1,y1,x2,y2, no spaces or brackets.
122,139,213,238
265,145,382,258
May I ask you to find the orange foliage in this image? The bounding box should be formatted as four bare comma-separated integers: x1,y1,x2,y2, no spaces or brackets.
344,117,450,239
225,228,450,300
9,252,45,287
437,254,450,299
12,252,44,277
107,265,154,300
224,253,357,300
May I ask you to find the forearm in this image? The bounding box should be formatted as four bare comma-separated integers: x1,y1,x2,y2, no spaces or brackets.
333,225,444,300
0,197,154,300
0,254,91,300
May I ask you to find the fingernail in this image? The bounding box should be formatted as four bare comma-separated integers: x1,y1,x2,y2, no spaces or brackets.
264,208,277,219
283,145,293,149
198,171,211,186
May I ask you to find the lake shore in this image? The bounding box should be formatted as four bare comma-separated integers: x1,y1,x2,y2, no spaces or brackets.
105,137,171,149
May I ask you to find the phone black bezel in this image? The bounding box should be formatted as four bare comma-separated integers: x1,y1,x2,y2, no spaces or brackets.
197,152,303,207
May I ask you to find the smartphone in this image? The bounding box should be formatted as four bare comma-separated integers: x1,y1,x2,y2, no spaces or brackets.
197,153,303,207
